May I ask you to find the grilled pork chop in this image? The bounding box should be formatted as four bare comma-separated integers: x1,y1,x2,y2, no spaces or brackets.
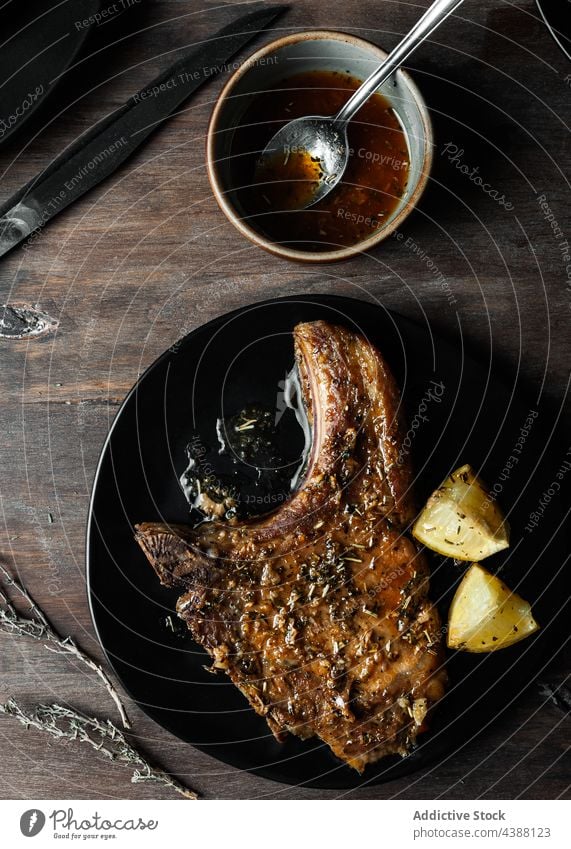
136,320,447,771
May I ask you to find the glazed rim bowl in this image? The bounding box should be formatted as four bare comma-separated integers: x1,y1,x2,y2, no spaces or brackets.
206,30,433,263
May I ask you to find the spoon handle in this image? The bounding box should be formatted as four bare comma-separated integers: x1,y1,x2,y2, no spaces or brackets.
334,0,465,126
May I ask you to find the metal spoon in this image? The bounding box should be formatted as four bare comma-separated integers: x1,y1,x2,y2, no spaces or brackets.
256,0,465,209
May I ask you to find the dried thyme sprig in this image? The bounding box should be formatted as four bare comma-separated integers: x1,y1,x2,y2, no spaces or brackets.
0,564,130,728
0,699,197,800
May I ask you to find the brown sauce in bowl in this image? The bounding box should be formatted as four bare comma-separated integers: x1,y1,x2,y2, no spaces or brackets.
231,70,410,252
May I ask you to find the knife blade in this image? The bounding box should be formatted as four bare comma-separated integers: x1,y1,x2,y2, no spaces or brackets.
0,4,288,258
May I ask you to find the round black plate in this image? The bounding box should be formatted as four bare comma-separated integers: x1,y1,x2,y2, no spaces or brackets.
87,294,566,790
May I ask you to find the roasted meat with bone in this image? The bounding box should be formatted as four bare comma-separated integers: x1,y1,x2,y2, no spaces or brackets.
135,320,447,770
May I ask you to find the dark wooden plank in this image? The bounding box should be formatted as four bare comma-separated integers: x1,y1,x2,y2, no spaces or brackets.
0,0,569,799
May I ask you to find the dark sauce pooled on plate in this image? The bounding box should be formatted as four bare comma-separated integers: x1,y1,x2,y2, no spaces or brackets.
232,70,410,251
179,370,310,525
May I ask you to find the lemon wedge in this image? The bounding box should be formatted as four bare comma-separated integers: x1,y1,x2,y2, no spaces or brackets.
413,464,509,561
447,563,539,651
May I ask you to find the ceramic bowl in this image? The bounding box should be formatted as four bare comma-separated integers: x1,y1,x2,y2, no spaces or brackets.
206,30,433,262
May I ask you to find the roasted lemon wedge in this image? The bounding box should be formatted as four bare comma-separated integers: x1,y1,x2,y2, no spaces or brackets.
447,563,539,651
413,464,509,560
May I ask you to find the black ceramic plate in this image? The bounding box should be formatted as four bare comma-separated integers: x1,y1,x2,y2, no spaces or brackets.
535,0,571,62
87,294,566,790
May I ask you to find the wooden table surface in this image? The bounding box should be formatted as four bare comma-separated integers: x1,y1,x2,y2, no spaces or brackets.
0,0,569,800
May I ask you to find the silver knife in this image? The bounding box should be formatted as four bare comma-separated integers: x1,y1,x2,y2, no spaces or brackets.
0,5,288,258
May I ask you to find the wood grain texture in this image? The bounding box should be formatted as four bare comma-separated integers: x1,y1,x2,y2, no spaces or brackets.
0,0,569,800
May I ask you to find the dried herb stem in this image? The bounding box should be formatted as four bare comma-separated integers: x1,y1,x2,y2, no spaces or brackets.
0,564,130,729
0,699,197,800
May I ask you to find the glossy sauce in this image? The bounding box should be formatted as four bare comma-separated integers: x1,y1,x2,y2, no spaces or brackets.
232,71,410,251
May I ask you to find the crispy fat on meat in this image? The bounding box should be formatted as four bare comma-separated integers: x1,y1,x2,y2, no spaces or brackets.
135,321,447,771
